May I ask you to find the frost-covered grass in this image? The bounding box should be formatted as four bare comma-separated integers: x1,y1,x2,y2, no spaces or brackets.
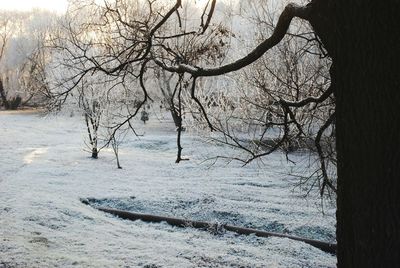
0,111,336,267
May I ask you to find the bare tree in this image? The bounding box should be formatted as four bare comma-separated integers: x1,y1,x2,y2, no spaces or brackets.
44,0,400,266
48,0,232,162
0,12,21,109
152,1,400,266
191,1,336,196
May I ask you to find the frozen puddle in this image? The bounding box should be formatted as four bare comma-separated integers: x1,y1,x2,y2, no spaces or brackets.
23,148,48,164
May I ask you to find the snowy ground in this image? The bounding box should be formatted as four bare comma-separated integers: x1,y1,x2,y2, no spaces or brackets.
0,111,336,267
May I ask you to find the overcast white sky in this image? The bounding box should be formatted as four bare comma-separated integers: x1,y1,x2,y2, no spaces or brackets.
0,0,68,12
0,0,213,12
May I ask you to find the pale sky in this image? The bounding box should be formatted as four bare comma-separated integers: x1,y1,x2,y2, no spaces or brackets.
0,0,224,13
0,0,68,13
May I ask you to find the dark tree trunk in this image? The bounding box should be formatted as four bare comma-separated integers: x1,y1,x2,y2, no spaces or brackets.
169,104,181,129
0,79,10,109
91,148,98,159
0,79,22,110
311,0,400,266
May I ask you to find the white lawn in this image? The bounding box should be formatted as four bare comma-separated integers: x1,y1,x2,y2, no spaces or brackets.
0,111,336,267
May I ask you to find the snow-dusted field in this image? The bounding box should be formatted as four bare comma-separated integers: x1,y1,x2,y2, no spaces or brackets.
0,111,336,268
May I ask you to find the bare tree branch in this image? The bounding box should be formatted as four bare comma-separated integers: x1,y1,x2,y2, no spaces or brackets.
154,3,312,77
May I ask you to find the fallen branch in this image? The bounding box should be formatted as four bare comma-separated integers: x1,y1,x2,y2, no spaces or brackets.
95,206,336,254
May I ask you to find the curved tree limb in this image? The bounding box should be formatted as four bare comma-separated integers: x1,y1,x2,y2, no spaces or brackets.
200,0,217,34
154,3,312,77
190,76,215,131
280,84,334,108
315,112,337,195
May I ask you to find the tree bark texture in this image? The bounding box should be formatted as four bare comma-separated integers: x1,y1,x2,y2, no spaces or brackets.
311,1,400,266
